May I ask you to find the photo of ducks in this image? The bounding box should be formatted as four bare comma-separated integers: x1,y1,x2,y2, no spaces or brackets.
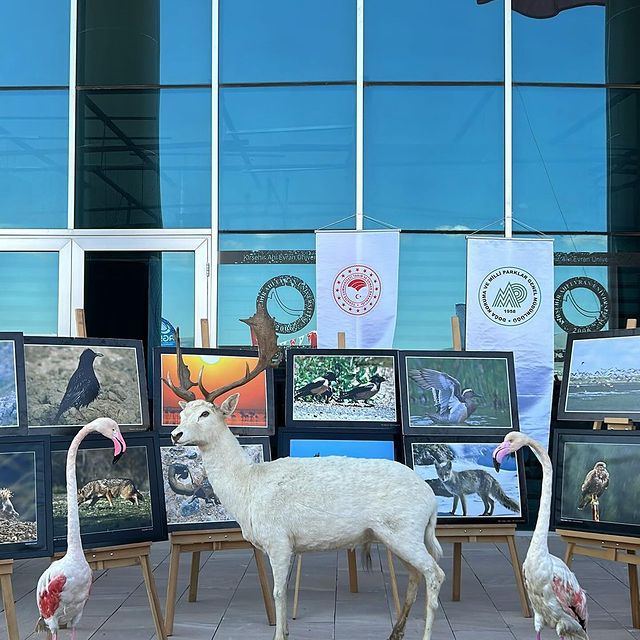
24,337,148,433
0,451,38,546
0,333,27,434
400,351,518,434
159,436,270,531
51,439,156,549
554,431,640,537
155,348,273,435
559,330,640,421
405,437,524,523
286,350,398,428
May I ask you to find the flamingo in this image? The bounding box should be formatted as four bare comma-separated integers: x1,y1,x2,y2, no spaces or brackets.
35,418,127,640
493,432,588,640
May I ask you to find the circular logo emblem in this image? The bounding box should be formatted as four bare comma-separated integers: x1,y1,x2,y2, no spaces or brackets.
478,267,540,326
333,265,381,315
160,318,176,346
554,277,609,333
256,275,315,335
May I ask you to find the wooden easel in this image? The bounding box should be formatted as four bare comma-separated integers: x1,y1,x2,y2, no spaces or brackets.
164,529,275,635
0,560,18,640
68,309,168,639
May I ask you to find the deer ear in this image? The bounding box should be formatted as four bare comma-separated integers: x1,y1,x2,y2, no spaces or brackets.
220,393,240,417
178,401,188,410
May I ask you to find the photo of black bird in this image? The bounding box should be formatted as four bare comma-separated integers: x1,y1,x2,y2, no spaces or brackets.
578,461,609,513
408,368,482,425
338,373,386,405
53,348,103,423
294,372,337,402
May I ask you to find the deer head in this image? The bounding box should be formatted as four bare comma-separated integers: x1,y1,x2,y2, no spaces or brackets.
164,304,281,447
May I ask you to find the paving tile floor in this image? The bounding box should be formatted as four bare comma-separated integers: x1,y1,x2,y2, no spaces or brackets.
0,534,636,640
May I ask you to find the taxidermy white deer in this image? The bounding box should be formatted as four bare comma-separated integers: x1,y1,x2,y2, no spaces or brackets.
163,306,445,640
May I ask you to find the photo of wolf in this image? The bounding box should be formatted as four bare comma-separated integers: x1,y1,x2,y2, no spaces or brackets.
0,451,37,544
52,445,153,539
411,442,522,518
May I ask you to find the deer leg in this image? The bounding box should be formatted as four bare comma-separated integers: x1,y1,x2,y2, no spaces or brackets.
388,564,420,640
267,545,292,640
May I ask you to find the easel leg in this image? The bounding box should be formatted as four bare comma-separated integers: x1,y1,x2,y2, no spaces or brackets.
564,542,575,567
292,555,303,620
452,542,462,601
0,573,19,640
254,548,276,626
139,553,168,640
164,543,181,636
347,549,359,593
506,535,531,618
188,551,201,603
627,550,640,628
386,547,401,619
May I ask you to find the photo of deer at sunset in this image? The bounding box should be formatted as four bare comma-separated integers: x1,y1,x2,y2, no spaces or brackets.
160,353,269,427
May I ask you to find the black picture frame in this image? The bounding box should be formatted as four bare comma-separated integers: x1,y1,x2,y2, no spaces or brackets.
398,350,519,435
158,435,271,532
402,434,527,525
50,431,166,551
285,348,400,430
0,435,53,560
552,428,640,538
558,329,640,422
153,347,275,435
0,332,28,436
278,429,398,461
23,336,150,435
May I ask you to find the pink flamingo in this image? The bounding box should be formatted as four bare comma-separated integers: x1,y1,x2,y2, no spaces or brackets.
35,418,127,639
493,432,588,640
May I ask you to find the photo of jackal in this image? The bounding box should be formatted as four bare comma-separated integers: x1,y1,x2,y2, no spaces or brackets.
411,441,522,519
78,478,144,508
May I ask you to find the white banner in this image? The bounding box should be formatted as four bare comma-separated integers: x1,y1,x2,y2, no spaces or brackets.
316,230,400,348
465,237,554,446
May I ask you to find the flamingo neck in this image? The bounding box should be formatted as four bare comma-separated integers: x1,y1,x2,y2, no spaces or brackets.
525,436,552,553
66,426,91,556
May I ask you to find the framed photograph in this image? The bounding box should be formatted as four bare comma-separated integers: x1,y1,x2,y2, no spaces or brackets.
278,430,397,461
154,348,275,435
0,333,27,436
158,435,271,532
50,432,166,551
552,429,640,537
24,337,149,434
403,435,527,525
398,351,519,434
285,349,399,429
558,329,640,422
0,436,53,560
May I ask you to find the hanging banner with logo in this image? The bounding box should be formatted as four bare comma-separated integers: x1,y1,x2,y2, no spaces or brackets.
465,237,554,446
315,230,400,348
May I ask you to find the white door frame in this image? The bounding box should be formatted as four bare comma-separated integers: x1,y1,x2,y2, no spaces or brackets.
70,235,211,344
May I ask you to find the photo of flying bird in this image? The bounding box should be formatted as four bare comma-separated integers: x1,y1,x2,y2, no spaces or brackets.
338,373,386,405
408,368,482,425
578,461,609,518
294,372,337,402
53,349,103,423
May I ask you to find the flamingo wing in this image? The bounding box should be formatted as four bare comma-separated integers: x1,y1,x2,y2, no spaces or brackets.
37,574,67,619
550,558,588,631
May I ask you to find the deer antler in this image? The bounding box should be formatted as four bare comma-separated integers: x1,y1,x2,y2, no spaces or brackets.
199,303,281,403
161,327,198,402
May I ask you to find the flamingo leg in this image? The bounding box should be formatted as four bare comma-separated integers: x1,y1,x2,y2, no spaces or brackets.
71,628,77,640
536,632,541,640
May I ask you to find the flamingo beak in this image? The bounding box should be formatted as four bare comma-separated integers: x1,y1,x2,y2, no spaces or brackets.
112,433,127,464
492,442,510,472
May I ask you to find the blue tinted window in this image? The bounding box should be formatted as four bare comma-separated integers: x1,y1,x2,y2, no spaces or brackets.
219,86,356,231
218,234,316,346
513,87,606,232
76,88,211,229
513,7,605,84
78,0,211,86
365,0,503,81
162,252,196,347
220,0,355,82
0,91,68,229
0,1,69,86
0,253,58,335
365,86,503,230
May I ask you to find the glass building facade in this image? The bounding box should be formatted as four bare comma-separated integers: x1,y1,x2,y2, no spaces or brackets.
1,0,639,367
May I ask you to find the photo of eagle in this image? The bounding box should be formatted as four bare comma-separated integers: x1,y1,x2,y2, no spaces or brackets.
578,461,609,521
